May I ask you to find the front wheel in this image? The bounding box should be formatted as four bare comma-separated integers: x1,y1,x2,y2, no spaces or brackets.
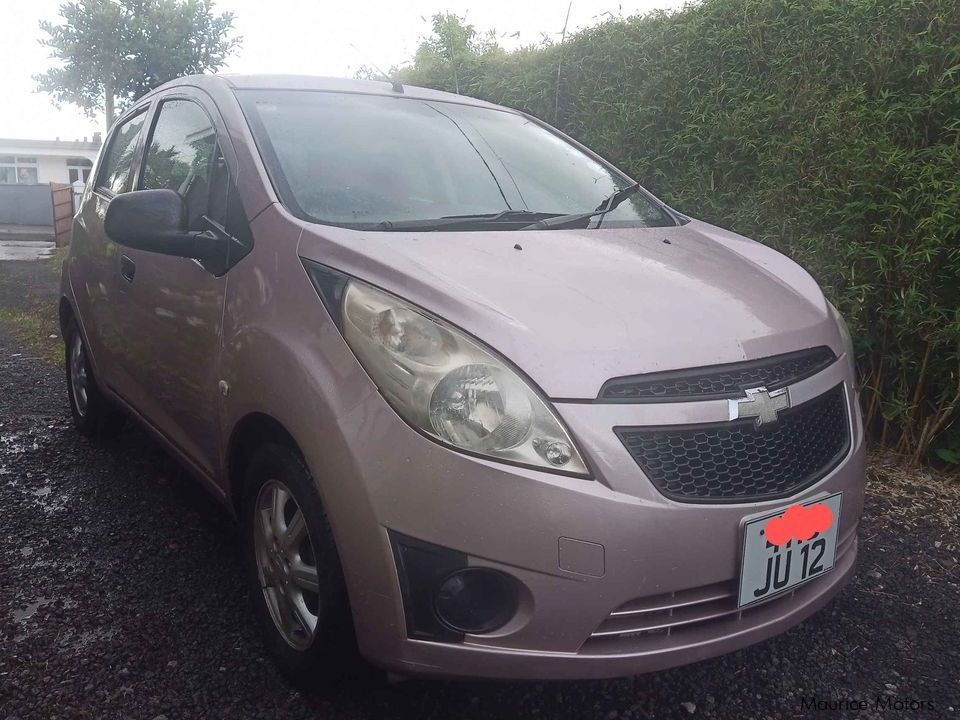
241,443,366,689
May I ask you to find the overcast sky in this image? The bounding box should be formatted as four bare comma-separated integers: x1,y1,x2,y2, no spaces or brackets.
1,0,685,141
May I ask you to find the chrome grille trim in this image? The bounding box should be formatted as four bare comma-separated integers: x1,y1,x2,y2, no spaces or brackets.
585,523,858,645
598,347,837,403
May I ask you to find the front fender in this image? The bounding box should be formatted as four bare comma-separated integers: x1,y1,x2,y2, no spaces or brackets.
218,205,386,608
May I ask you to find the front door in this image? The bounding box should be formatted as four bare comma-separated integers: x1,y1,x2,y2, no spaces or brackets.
112,96,232,479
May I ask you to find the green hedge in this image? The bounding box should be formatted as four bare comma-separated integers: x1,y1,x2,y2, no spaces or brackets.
399,1,960,464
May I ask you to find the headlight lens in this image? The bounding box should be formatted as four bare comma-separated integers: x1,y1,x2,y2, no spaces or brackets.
827,300,857,385
332,277,589,476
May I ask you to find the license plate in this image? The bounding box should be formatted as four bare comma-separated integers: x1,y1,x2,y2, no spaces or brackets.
737,492,843,608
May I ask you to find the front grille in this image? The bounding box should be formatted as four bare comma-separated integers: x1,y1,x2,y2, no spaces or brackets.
580,526,858,655
599,346,836,402
616,384,849,502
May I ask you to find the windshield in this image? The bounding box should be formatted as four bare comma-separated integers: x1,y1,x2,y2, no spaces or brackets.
237,89,675,230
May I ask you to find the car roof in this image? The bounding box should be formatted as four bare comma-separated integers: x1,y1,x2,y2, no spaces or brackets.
146,73,502,110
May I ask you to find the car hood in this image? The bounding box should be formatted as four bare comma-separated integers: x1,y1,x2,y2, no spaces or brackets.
297,218,842,399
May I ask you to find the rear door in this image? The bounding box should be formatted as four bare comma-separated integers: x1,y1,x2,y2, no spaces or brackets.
111,90,234,479
71,107,149,387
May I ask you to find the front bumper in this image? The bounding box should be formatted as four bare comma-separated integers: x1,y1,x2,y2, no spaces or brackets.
311,355,865,680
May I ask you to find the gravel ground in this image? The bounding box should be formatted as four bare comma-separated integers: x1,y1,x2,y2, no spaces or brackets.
1,256,958,719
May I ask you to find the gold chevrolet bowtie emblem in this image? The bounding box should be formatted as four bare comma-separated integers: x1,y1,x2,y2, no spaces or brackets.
729,387,791,427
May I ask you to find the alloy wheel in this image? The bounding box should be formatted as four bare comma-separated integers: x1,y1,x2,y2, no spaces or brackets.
253,479,321,650
69,333,89,417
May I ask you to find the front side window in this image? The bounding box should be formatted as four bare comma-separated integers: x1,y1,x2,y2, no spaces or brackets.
97,110,147,194
0,155,38,185
238,90,673,230
141,99,224,229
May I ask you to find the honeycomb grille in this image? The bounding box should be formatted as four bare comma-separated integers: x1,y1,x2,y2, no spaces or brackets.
599,347,836,402
616,385,849,502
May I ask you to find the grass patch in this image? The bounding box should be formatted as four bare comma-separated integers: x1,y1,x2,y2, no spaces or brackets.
48,245,69,274
0,245,67,365
0,306,61,365
0,248,68,365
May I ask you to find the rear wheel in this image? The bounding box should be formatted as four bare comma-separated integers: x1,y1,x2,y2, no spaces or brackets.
241,443,367,689
65,319,124,437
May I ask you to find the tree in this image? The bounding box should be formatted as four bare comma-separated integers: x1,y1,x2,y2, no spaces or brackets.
403,13,500,94
36,0,240,131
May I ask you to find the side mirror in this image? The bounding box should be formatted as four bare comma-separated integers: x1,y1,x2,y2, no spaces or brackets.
104,189,221,260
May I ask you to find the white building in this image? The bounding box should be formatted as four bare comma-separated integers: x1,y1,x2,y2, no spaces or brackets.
0,135,101,186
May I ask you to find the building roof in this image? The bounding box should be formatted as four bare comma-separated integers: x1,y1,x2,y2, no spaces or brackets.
0,137,101,152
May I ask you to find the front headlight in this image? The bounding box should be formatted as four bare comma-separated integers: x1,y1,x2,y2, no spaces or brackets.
306,263,589,477
827,300,857,385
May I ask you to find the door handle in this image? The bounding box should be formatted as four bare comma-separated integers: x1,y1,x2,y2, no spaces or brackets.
120,254,136,283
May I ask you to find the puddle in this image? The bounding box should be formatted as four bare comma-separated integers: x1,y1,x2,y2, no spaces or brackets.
0,240,55,261
75,626,118,649
50,620,116,651
32,485,70,513
13,596,52,621
1,432,35,455
13,596,80,644
1,429,71,510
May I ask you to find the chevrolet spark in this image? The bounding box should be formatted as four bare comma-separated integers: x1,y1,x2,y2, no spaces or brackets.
60,74,865,683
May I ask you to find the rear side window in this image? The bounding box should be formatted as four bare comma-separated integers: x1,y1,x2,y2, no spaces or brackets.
97,110,147,195
141,99,223,230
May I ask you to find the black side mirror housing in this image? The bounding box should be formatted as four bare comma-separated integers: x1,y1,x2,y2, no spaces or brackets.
104,189,221,261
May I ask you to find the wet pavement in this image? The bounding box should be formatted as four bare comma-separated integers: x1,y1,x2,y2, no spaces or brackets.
0,240,55,262
1,257,958,719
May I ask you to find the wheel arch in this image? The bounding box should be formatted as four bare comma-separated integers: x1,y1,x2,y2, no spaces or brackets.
58,296,76,337
227,412,303,515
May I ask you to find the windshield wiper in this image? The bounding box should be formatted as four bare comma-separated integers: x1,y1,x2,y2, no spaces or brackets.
519,183,643,231
375,210,563,232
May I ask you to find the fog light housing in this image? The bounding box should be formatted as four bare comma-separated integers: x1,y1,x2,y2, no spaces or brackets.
434,568,519,634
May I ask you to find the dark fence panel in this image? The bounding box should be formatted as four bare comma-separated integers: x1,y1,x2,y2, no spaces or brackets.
0,184,55,226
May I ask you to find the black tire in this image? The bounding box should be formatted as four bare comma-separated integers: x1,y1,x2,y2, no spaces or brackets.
64,318,124,438
241,443,369,690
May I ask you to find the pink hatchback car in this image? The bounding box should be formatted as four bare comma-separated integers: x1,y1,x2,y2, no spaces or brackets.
60,74,865,684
